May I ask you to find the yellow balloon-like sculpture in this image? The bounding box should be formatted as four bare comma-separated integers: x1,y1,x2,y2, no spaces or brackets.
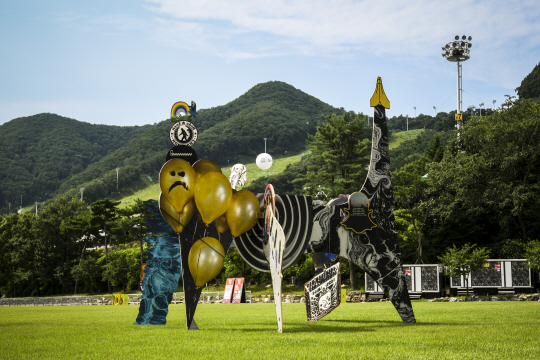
226,189,261,237
159,159,196,213
159,192,196,233
193,159,222,180
194,171,232,224
213,212,230,234
188,237,225,287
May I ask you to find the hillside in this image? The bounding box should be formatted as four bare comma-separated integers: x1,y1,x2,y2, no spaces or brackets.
193,81,341,164
389,129,424,149
2,81,344,210
0,113,150,211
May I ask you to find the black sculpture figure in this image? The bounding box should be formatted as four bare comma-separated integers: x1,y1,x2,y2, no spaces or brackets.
236,77,416,323
179,223,234,330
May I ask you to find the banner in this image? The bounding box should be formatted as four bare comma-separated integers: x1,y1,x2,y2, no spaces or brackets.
223,278,235,304
232,277,246,303
305,262,341,321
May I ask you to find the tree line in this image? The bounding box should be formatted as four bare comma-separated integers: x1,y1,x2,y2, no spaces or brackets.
0,197,151,297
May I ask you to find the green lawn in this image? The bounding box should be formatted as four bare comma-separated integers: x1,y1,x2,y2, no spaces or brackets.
389,129,424,149
1,302,538,359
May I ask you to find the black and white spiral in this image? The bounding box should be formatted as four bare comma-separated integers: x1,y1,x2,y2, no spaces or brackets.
235,194,313,272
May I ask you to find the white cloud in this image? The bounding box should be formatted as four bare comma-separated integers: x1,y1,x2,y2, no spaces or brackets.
143,0,540,87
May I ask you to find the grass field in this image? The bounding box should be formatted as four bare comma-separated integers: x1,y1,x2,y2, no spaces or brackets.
388,129,424,149
1,302,538,359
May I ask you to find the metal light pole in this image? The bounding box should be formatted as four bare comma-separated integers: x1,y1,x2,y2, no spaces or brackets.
406,115,409,131
116,168,119,191
441,35,472,129
35,201,38,216
413,107,416,119
81,188,84,201
263,138,267,153
433,106,436,117
479,103,484,117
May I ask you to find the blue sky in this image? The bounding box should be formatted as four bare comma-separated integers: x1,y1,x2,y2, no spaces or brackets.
1,0,540,127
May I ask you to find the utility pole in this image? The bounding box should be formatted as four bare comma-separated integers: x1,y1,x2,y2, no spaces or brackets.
406,115,409,131
81,188,84,201
35,201,38,216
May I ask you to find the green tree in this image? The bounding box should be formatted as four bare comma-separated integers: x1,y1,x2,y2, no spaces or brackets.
115,199,154,265
34,196,88,295
90,198,120,293
394,172,431,264
71,257,101,294
524,240,540,273
61,211,100,294
515,62,540,100
220,247,268,285
293,111,371,290
428,97,540,252
102,252,131,292
294,111,371,199
393,134,445,263
438,243,491,296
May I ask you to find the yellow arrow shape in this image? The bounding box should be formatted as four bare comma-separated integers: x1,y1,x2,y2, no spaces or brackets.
370,77,390,109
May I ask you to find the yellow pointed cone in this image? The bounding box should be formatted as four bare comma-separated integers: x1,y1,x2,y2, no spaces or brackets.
370,77,390,109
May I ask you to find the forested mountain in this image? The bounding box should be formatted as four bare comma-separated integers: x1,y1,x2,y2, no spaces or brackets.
193,81,342,163
0,114,150,211
1,81,343,209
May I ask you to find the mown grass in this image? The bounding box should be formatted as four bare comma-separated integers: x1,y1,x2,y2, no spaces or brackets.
1,302,538,359
119,152,309,208
389,128,424,149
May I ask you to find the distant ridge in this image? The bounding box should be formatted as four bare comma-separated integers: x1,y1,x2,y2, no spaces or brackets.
1,81,344,209
0,113,150,209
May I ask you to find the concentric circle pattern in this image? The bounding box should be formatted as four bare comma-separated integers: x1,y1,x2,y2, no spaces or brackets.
235,194,313,272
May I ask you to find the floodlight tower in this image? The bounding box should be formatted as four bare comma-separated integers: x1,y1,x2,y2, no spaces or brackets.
441,35,472,129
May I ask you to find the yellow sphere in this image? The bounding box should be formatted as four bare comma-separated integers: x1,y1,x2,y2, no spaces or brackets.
194,171,232,224
188,237,225,287
159,159,196,213
159,193,196,233
213,212,229,234
226,190,261,237
193,159,222,180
